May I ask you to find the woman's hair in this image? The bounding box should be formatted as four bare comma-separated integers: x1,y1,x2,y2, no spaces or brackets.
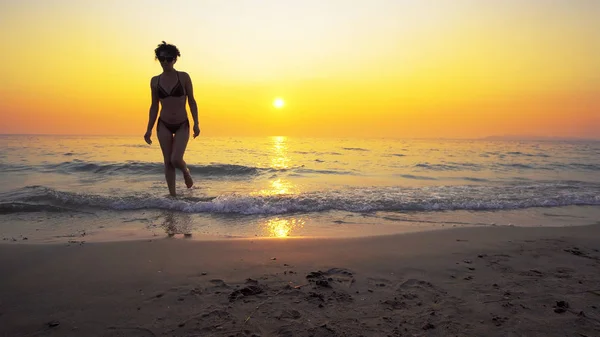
154,41,181,59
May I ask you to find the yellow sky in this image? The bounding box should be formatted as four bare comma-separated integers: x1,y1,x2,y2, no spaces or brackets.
1,0,599,138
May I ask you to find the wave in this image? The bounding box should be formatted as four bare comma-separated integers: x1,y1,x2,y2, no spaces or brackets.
414,162,484,171
495,162,600,171
3,182,599,215
292,151,342,156
506,151,551,158
342,147,369,152
295,168,355,175
0,160,362,177
398,174,437,180
0,202,84,214
553,163,600,171
497,163,542,170
1,161,266,177
459,177,489,182
0,163,31,173
4,159,599,178
119,144,151,149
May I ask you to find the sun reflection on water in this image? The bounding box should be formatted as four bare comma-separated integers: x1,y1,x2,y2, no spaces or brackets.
270,136,290,169
264,218,305,238
253,178,296,196
252,136,299,196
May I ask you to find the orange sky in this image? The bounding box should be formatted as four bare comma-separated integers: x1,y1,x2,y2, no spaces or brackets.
1,0,599,139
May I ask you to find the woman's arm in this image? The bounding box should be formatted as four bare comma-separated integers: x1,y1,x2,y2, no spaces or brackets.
144,77,159,143
184,72,200,137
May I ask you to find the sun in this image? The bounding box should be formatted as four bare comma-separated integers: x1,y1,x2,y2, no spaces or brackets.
273,97,285,109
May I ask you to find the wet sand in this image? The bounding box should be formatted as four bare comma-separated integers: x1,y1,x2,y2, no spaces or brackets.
1,224,600,336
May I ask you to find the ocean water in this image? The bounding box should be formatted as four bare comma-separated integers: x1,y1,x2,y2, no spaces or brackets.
1,135,599,242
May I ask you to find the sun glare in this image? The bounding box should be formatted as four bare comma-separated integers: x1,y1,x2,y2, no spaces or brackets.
264,218,305,238
273,98,285,109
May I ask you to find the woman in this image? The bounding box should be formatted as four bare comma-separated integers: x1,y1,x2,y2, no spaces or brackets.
144,41,200,197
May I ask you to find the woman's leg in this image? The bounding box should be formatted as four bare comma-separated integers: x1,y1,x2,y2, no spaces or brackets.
171,122,193,188
157,121,177,196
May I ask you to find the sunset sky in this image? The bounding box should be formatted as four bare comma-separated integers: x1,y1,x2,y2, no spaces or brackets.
1,0,599,139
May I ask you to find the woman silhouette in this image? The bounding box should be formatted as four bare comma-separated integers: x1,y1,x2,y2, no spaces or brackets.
144,41,200,197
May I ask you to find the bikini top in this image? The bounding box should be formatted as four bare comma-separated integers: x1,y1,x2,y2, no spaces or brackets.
157,71,185,99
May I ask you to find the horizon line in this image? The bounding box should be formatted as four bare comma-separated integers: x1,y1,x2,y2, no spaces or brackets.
0,133,599,141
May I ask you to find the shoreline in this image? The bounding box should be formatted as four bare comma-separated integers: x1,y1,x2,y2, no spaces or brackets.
1,223,600,336
2,220,598,246
2,205,600,245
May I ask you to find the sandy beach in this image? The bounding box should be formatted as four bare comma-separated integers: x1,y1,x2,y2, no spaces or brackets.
1,224,599,337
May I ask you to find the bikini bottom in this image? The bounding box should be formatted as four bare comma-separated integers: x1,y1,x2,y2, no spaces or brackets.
158,118,189,134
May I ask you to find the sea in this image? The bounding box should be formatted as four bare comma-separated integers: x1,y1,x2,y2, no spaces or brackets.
1,135,599,243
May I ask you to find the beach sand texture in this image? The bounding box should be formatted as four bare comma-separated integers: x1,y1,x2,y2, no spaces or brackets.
1,224,600,337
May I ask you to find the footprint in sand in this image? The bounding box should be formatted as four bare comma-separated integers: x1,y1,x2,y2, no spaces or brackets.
322,290,354,304
367,277,392,289
305,268,355,289
208,279,230,289
275,309,302,320
396,279,447,303
228,285,264,302
382,298,409,310
398,278,435,289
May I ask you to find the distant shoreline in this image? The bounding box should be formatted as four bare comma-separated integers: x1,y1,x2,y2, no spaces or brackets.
479,135,600,142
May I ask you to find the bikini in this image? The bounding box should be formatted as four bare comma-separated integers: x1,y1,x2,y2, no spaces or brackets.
156,71,189,134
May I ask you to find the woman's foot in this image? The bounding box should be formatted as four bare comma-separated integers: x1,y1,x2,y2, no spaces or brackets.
183,168,194,188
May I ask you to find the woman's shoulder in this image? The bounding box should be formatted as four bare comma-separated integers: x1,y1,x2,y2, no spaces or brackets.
150,74,161,86
177,71,192,79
